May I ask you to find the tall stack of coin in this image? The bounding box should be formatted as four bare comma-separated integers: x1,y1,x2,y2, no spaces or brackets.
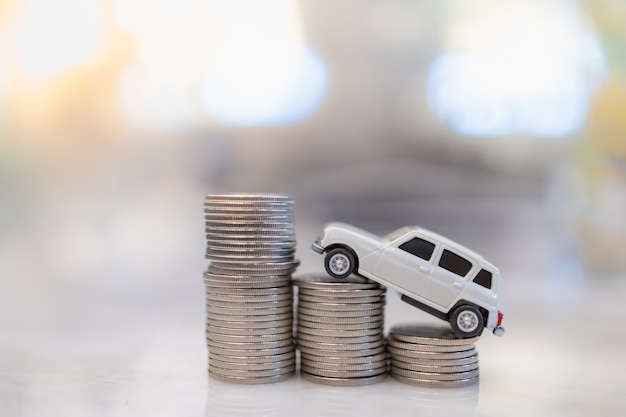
387,324,479,388
204,193,298,384
294,274,388,386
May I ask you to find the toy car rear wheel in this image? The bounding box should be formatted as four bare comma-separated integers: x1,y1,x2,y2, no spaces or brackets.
450,305,484,338
324,247,356,279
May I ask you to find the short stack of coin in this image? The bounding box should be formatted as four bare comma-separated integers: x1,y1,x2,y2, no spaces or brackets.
294,274,388,386
204,193,299,384
387,324,479,388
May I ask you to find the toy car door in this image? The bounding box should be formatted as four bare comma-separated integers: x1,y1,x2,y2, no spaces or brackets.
421,247,474,308
371,235,437,295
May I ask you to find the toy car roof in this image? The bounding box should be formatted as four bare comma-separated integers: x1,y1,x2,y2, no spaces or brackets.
383,225,498,272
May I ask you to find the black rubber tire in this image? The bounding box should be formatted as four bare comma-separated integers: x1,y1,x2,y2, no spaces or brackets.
450,305,484,338
324,247,356,279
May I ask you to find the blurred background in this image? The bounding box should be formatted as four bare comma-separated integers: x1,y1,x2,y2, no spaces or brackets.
1,0,625,416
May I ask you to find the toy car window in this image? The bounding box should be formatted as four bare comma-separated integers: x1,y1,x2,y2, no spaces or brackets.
438,249,472,277
473,269,492,289
398,237,435,261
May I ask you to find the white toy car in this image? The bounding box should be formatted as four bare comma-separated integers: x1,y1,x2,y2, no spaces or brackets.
312,222,505,338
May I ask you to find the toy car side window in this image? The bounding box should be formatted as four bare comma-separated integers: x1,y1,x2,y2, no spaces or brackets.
473,269,492,289
438,249,472,277
398,237,435,261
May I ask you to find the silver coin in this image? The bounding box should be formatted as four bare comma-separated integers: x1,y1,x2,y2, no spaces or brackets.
297,318,383,331
206,246,295,256
390,324,480,345
206,239,296,248
203,206,294,214
208,330,293,344
206,304,293,315
389,353,479,367
296,326,382,338
203,205,293,213
296,312,383,324
204,216,294,224
297,288,386,298
205,225,295,234
207,298,293,309
300,372,387,386
296,332,382,345
300,358,388,372
206,312,294,323
297,300,384,312
205,234,295,243
293,274,381,289
300,351,388,365
205,285,292,296
205,248,295,258
206,292,293,303
203,205,294,214
208,262,298,270
205,237,295,249
390,366,479,381
209,350,295,364
205,225,294,233
204,203,293,210
298,344,387,358
301,364,387,379
207,317,293,329
209,370,294,385
296,338,384,351
204,197,293,204
209,363,295,378
206,323,293,336
203,214,293,221
387,338,475,353
391,359,478,374
205,193,293,201
203,205,293,212
206,312,293,322
390,373,478,388
298,294,384,304
206,337,294,351
204,228,294,236
204,276,292,288
387,346,477,360
206,255,296,264
210,356,295,371
209,261,299,274
204,270,293,281
297,306,384,318
206,269,295,279
206,244,296,252
208,344,294,357
205,229,294,237
206,246,296,255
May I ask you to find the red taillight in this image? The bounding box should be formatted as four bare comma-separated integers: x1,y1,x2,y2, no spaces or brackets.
497,310,504,326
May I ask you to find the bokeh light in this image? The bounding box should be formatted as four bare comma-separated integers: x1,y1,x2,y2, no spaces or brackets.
200,0,329,127
200,43,328,127
12,0,104,79
427,1,607,138
114,0,329,129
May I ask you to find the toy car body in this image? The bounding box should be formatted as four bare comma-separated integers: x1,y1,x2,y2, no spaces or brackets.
312,222,505,338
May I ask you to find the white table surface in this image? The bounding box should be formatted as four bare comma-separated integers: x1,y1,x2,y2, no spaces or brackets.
1,205,625,417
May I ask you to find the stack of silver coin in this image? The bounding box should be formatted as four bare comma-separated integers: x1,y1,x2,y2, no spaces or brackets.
204,193,299,384
294,274,388,386
387,324,479,388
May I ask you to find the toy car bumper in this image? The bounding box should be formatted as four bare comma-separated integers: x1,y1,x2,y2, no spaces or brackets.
493,326,505,337
311,241,324,254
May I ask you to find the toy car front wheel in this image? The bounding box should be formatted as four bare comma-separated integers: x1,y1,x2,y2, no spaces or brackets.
324,247,356,279
450,305,484,338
